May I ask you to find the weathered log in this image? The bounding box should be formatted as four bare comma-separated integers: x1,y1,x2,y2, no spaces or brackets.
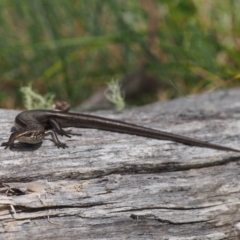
1,89,240,239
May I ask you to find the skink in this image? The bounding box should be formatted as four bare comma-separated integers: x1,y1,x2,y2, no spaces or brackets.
1,109,240,152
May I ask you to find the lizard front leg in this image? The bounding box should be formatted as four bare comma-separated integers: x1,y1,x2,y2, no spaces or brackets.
45,130,68,148
49,118,71,138
1,131,19,149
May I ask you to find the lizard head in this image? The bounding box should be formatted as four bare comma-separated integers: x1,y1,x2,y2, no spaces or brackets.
15,128,45,144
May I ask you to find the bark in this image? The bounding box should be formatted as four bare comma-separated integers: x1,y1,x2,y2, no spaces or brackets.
1,89,240,239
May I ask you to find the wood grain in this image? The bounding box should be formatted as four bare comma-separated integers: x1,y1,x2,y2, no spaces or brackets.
1,89,240,239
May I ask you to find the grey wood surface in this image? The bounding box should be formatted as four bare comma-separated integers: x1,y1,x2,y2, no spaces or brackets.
1,89,240,239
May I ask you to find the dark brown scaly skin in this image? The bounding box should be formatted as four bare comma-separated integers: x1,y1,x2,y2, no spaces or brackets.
1,109,240,152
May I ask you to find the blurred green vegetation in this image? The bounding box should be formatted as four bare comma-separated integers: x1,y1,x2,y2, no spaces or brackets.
1,0,240,109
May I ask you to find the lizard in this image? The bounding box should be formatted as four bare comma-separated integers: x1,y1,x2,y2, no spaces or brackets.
1,109,240,152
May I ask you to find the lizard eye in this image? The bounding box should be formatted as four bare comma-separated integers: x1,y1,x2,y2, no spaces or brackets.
25,133,33,137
